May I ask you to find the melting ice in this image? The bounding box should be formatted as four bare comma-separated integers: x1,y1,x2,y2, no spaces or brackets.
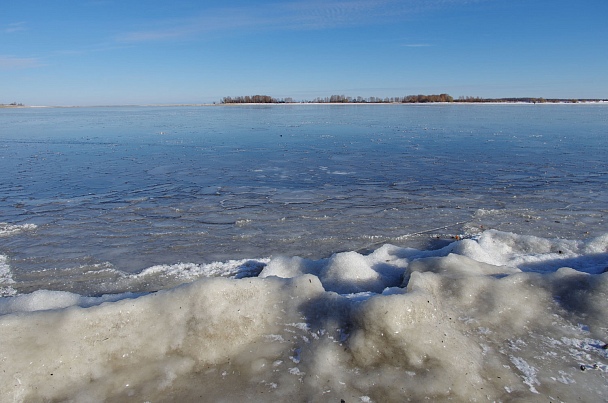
1,104,607,401
1,230,607,402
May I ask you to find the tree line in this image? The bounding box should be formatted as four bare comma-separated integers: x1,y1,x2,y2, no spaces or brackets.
221,94,455,104
0,102,25,107
455,96,588,104
220,94,606,104
221,95,278,104
308,94,455,103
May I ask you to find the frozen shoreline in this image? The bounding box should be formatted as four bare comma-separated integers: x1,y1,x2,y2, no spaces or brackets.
5,100,608,108
1,103,606,401
1,230,607,402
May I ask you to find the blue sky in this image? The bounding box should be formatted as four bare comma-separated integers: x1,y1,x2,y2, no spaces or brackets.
2,0,607,105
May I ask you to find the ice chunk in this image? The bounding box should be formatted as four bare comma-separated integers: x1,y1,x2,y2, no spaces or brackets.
320,251,385,294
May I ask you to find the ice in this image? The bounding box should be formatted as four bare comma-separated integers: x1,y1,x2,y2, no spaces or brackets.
509,356,539,393
1,230,607,401
0,289,141,315
320,251,385,293
1,103,607,401
134,258,271,281
585,233,608,254
3,258,271,296
0,255,17,297
259,255,324,279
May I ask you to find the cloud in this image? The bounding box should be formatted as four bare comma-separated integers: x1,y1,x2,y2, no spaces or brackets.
54,42,132,56
115,0,481,43
402,43,433,47
277,0,397,29
115,7,262,43
0,56,41,70
117,25,203,43
3,22,27,34
274,0,488,29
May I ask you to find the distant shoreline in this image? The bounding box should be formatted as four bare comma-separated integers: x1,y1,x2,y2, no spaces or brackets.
219,94,608,105
0,104,27,109
3,101,608,109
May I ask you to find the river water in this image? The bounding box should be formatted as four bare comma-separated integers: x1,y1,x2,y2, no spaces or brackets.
0,104,607,402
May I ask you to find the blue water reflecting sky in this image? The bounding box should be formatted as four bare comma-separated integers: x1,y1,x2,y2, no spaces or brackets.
1,104,607,285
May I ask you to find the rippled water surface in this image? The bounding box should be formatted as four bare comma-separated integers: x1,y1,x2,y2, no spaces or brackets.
1,104,607,294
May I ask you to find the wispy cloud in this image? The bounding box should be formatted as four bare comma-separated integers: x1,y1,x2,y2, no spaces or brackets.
115,8,262,43
277,0,397,29
3,22,27,34
0,55,41,70
402,43,433,47
115,0,481,43
53,42,132,56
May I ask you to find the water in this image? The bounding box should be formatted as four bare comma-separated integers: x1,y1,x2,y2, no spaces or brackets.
2,104,606,294
1,104,607,402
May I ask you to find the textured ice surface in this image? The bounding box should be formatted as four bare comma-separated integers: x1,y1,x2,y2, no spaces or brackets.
1,231,607,402
2,104,607,401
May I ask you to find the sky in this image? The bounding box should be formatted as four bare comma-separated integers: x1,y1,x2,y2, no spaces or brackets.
2,0,607,106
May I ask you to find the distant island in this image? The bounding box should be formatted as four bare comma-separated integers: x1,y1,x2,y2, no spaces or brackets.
3,96,607,108
0,102,25,108
221,94,607,104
